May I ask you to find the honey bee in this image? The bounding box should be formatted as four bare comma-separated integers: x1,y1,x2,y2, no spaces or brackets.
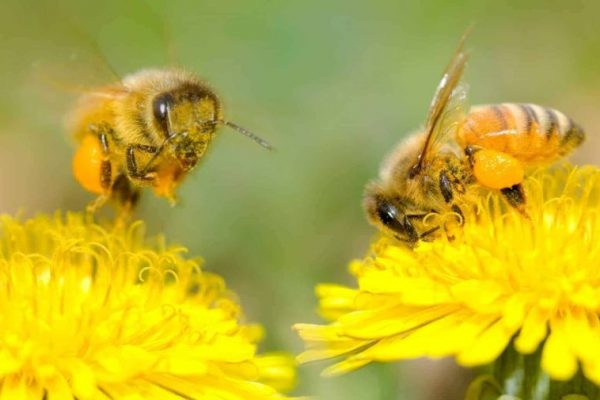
69,68,271,214
364,36,585,243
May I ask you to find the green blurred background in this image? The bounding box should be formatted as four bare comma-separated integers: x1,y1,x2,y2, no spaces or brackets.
1,0,599,398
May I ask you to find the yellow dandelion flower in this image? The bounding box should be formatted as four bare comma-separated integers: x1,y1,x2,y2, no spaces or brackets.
0,212,295,399
295,165,600,386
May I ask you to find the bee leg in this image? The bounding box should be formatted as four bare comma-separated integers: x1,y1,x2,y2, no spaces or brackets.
439,170,454,203
402,216,419,243
111,174,141,224
406,213,443,241
464,145,483,167
500,183,529,217
451,204,464,225
84,127,114,219
85,195,109,221
419,226,440,240
126,144,159,182
97,131,113,190
405,213,429,220
439,203,465,242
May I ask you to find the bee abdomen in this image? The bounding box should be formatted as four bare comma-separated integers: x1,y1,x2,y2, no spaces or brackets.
513,103,584,150
458,103,585,163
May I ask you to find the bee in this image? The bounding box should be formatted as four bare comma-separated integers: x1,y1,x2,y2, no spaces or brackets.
69,68,271,214
364,36,585,243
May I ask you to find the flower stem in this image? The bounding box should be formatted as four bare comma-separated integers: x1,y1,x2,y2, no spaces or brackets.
491,344,600,400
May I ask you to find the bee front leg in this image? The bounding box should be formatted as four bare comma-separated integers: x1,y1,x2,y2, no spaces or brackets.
401,216,419,243
419,226,440,240
126,144,159,183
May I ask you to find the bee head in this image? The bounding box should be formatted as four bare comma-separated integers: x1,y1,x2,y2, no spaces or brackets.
152,84,222,170
150,81,273,171
363,183,439,244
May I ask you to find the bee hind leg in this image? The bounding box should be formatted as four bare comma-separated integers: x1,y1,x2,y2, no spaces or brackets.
84,127,114,220
85,195,109,221
464,145,483,166
111,175,141,225
500,183,529,218
85,157,112,219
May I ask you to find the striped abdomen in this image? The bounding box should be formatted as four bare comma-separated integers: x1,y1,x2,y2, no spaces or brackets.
456,103,585,164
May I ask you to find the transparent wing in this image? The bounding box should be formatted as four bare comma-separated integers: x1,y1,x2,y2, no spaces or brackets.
431,80,469,150
0,0,126,139
0,0,173,141
27,1,123,91
2,0,173,95
413,33,470,173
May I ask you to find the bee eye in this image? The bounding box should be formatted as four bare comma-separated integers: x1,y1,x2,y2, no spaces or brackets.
376,201,420,241
377,202,398,226
152,93,174,127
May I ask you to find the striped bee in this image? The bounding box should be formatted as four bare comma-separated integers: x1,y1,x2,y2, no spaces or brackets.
364,36,585,243
70,69,272,216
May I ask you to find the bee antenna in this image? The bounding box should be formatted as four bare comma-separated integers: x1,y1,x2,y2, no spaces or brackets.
222,121,274,151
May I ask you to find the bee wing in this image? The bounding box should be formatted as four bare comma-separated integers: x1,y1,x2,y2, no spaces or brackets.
0,0,129,111
30,4,123,91
413,34,470,173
